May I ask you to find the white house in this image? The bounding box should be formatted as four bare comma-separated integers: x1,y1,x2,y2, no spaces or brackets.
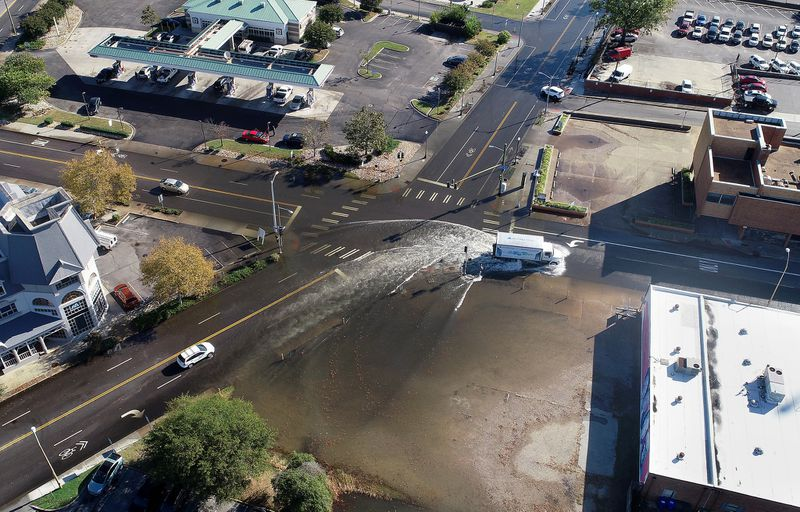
183,0,317,45
0,183,108,374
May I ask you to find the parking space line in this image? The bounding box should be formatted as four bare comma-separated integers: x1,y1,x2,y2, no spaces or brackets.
443,194,452,204
157,375,181,390
278,272,298,283
416,190,425,199
229,181,248,186
321,218,340,224
429,192,438,201
351,199,368,205
353,251,374,262
106,358,132,372
340,249,360,259
456,197,466,206
160,168,179,173
341,205,359,211
299,242,318,252
197,313,221,325
361,193,377,199
331,211,349,217
325,246,345,257
311,244,332,254
402,188,412,197
311,224,330,231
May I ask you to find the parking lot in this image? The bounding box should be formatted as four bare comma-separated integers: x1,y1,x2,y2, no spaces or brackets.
96,215,258,316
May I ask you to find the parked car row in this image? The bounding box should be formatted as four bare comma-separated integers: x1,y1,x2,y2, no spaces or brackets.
734,74,778,110
748,54,800,74
682,10,800,52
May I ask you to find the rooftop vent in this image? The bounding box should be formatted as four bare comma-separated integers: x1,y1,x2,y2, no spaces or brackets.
764,365,785,404
745,119,754,124
676,357,702,375
754,447,763,455
739,328,748,335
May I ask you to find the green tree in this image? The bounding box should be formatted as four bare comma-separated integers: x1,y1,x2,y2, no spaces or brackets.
318,3,343,23
272,454,332,512
60,150,136,217
0,53,54,105
474,38,496,58
463,15,481,38
442,65,471,93
343,106,388,160
590,0,676,42
19,15,49,39
141,4,160,26
142,393,276,501
140,237,215,303
303,20,336,49
359,0,382,12
497,30,511,45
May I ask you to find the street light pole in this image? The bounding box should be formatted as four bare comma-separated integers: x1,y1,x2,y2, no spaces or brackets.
538,71,554,116
269,172,282,254
31,427,61,489
81,91,89,116
424,130,428,159
768,248,791,306
3,0,17,35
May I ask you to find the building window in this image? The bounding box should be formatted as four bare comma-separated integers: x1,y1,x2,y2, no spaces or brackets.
55,274,80,290
0,302,18,319
34,308,59,316
660,490,676,498
0,350,16,369
62,290,84,304
276,28,282,35
201,20,211,28
0,282,5,297
192,16,198,24
92,285,107,318
720,505,743,512
65,298,93,336
705,193,737,205
33,297,53,307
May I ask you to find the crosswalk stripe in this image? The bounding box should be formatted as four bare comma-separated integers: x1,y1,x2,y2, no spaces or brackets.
299,242,318,252
483,211,500,217
402,189,412,198
456,197,465,206
300,232,319,238
331,211,349,217
341,205,359,211
429,192,438,201
482,227,498,233
351,199,369,205
321,218,340,224
311,224,330,231
353,250,374,262
361,193,377,199
443,195,451,203
416,190,425,199
311,244,332,254
482,219,500,225
325,246,345,257
340,249,360,259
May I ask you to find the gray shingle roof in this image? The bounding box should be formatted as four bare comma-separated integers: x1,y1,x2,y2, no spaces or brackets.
0,312,64,349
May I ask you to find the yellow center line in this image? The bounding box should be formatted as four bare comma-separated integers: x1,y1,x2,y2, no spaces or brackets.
460,102,517,182
549,15,577,53
0,148,300,209
0,269,338,454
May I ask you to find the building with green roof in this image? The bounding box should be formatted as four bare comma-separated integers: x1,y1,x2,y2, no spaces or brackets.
183,0,316,45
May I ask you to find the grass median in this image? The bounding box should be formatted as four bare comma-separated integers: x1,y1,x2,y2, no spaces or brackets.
19,109,133,137
206,139,295,159
32,465,97,510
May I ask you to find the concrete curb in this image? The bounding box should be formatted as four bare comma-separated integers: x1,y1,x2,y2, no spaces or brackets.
567,110,691,131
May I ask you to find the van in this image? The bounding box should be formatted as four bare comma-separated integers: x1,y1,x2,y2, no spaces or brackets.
95,230,117,251
605,46,631,61
609,64,632,82
237,39,254,53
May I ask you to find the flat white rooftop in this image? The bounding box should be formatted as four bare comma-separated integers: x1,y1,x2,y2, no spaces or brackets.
645,285,800,507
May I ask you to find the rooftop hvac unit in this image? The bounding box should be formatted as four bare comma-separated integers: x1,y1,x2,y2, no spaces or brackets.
676,357,702,375
764,365,786,404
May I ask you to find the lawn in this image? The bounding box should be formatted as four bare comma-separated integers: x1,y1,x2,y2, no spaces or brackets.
206,139,295,159
467,29,499,46
18,109,133,137
472,0,537,19
363,40,409,61
412,99,449,118
32,465,97,510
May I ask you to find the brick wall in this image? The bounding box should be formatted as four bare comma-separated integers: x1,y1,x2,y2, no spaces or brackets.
729,195,800,235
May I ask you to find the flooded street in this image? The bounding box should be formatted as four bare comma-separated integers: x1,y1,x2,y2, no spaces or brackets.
225,221,642,511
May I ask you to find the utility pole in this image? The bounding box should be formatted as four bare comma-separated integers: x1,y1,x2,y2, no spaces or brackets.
2,0,16,35
31,427,61,489
81,91,89,116
270,172,283,254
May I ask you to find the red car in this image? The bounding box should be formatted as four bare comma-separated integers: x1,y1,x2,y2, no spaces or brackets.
740,82,768,93
738,75,766,86
240,130,270,144
677,21,691,36
113,284,141,311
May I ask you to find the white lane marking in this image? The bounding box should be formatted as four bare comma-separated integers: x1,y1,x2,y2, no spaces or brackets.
361,193,377,199
299,242,318,252
197,312,221,325
3,163,20,168
699,260,719,273
157,375,182,390
341,205,359,211
331,211,349,217
106,358,132,372
456,197,466,206
340,249,360,259
229,181,248,186
483,210,500,217
415,190,425,199
482,218,500,225
429,192,438,201
402,188,412,198
443,194,452,204
1,410,31,427
53,429,83,447
353,251,374,262
325,246,346,257
321,218,340,224
351,199,368,205
301,193,321,199
311,224,330,230
31,139,48,146
278,272,298,283
311,244,332,254
160,168,179,173
513,226,800,277
436,126,480,181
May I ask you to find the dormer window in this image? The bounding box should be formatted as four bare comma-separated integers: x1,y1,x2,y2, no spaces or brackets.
0,302,17,319
0,282,5,297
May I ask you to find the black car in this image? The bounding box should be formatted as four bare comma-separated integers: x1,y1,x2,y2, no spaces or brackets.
735,20,745,32
87,97,101,116
749,96,777,110
213,76,234,94
282,132,305,149
443,55,467,68
706,25,719,41
95,67,114,83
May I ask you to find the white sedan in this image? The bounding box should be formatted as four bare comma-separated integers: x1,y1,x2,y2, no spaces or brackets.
770,58,790,73
540,85,566,101
159,178,189,194
177,342,215,369
749,54,769,70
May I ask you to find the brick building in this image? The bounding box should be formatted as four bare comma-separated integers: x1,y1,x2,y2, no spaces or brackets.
637,286,800,512
691,109,799,244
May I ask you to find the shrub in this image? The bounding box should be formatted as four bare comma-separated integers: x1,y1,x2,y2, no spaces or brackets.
465,51,485,72
16,39,45,51
360,0,382,12
267,253,280,263
60,120,76,128
463,16,481,38
318,3,343,23
474,38,496,58
434,5,469,24
480,0,494,6
43,116,53,125
20,15,49,39
131,297,199,332
322,144,363,165
218,259,268,288
497,30,511,45
381,136,399,154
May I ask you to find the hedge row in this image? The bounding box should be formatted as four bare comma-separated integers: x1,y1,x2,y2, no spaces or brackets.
20,0,74,40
